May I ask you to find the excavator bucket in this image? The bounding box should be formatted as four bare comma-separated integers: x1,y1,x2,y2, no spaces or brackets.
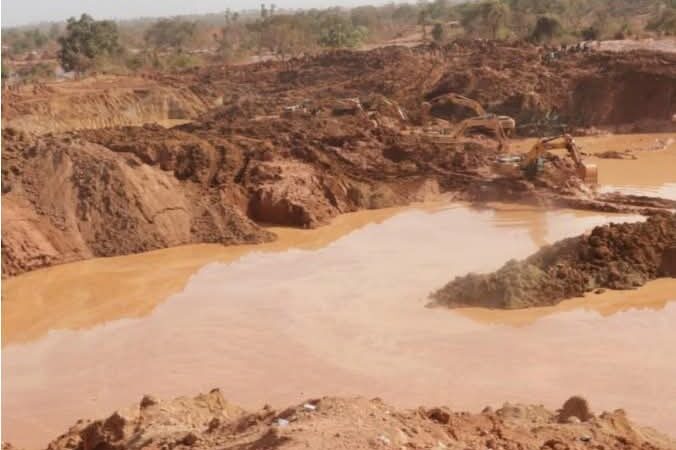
578,163,598,185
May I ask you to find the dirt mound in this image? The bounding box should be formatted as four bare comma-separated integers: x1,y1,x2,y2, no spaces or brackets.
34,391,674,450
4,43,675,276
2,103,494,276
430,213,676,309
557,396,593,423
421,42,676,134
2,75,212,134
197,42,676,134
8,42,672,136
1,127,272,276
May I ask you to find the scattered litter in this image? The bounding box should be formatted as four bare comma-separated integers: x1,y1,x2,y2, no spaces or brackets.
303,403,317,411
377,434,391,445
275,418,289,428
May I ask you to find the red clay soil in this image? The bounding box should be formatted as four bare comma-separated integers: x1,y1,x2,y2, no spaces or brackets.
194,41,676,133
6,390,672,450
430,213,676,309
0,108,480,276
3,42,676,276
4,41,675,136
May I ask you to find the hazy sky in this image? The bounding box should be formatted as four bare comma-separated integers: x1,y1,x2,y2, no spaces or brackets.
2,0,393,27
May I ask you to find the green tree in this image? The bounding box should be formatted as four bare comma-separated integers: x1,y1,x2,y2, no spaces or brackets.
530,15,562,42
581,25,600,40
484,0,510,39
432,23,445,41
1,60,10,80
460,0,511,39
647,6,676,35
26,29,48,48
318,15,367,48
418,9,430,39
58,14,121,73
144,18,197,51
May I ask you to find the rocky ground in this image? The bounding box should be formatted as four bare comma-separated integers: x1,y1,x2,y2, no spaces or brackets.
2,390,673,450
2,41,676,276
430,213,676,309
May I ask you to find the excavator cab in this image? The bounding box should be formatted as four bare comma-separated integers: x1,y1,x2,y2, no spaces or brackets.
495,134,598,184
426,93,515,151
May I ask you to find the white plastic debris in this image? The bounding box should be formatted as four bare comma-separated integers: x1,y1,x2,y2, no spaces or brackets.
377,434,391,445
276,418,289,428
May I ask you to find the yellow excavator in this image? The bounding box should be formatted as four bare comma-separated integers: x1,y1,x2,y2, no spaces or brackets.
429,93,516,134
499,134,598,184
425,93,516,151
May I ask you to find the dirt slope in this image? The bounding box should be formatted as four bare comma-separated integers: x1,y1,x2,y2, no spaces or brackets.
4,42,675,136
21,390,674,450
3,43,675,276
200,41,676,133
0,106,474,276
430,213,676,309
2,75,212,134
1,128,272,276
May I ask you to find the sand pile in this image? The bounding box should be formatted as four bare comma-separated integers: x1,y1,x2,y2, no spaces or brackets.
430,213,676,309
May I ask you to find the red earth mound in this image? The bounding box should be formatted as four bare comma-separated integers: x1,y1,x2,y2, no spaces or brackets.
430,213,676,309
3,42,675,276
13,390,671,450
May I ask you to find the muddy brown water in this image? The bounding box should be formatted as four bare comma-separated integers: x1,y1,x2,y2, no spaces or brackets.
3,133,676,447
4,202,676,447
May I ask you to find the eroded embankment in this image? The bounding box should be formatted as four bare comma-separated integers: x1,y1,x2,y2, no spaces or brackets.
431,213,676,309
10,390,674,450
0,108,455,276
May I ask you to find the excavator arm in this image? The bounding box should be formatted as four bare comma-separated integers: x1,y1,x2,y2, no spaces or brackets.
452,116,510,151
521,134,598,184
430,93,487,116
429,93,515,137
